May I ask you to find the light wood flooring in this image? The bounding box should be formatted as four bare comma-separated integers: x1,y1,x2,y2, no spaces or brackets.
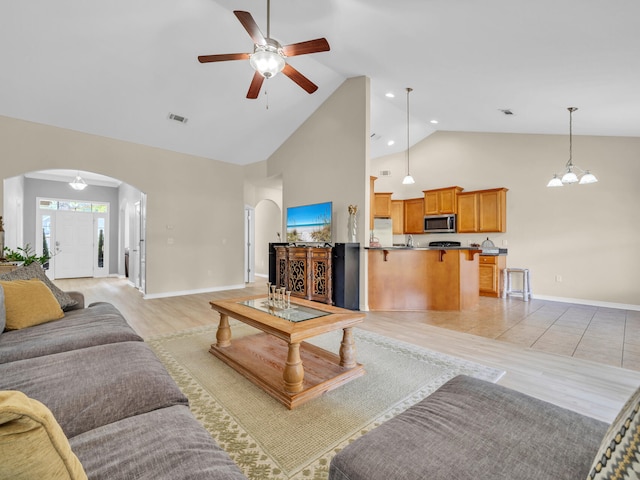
55,276,640,424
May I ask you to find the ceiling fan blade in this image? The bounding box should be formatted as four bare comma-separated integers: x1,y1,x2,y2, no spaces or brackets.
247,71,265,99
198,53,250,63
282,64,318,94
234,11,266,45
282,38,330,57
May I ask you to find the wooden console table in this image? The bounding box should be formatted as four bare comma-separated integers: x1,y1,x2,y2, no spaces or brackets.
274,246,333,304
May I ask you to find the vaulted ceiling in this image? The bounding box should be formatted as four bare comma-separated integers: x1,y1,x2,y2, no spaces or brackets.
2,0,639,166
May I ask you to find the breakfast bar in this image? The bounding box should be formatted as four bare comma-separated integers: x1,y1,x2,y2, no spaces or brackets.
367,247,482,311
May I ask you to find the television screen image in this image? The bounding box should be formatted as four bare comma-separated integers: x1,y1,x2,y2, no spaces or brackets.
286,201,332,243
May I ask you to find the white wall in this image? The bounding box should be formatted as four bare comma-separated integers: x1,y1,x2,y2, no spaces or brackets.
372,131,640,307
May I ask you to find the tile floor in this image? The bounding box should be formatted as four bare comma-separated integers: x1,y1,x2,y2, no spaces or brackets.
392,296,640,371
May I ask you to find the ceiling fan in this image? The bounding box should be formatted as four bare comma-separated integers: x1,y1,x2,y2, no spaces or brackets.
198,0,330,99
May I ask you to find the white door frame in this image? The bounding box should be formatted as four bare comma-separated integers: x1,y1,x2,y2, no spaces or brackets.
244,206,255,283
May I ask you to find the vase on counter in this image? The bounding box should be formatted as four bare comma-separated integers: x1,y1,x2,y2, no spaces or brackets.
348,205,358,243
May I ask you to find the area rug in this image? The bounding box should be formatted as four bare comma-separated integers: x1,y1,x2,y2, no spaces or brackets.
147,322,504,480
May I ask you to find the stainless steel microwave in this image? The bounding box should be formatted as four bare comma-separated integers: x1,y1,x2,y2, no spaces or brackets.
424,214,456,233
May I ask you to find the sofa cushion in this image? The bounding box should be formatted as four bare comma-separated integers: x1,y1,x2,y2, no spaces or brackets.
0,301,142,363
70,404,247,480
0,390,87,480
0,262,77,310
0,279,65,329
587,384,640,479
0,341,188,437
329,375,608,480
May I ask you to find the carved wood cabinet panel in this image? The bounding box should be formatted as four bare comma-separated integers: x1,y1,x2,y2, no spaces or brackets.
274,246,333,305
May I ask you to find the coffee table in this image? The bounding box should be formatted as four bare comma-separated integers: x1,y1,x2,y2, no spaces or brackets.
209,295,365,409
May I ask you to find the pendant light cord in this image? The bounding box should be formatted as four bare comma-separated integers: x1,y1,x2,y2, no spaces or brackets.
406,87,413,174
567,107,577,168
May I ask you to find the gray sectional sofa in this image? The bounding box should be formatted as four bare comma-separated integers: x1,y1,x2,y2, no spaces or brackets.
0,281,247,479
329,374,640,480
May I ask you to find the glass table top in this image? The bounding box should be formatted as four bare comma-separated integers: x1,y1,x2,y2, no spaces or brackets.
239,298,330,323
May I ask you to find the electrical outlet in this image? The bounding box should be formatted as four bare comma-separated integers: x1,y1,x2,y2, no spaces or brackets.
555,275,562,282
502,239,508,246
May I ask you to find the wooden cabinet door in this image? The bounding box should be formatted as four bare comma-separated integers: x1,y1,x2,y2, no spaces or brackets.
404,198,425,234
438,188,459,213
479,255,506,297
374,193,392,217
424,191,439,215
391,200,404,234
456,193,478,233
424,187,462,215
479,189,507,233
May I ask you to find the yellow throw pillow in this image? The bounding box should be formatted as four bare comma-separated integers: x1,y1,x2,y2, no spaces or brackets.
0,279,65,330
0,390,88,480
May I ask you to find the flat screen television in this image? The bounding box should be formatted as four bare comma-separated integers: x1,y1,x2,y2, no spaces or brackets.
286,201,332,244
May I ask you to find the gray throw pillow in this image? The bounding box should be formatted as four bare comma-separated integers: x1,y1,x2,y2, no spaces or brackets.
0,263,77,311
0,284,5,333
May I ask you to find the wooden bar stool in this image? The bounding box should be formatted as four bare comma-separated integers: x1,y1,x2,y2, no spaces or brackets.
502,268,532,301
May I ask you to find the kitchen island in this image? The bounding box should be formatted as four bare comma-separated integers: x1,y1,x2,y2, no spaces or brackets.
367,247,481,311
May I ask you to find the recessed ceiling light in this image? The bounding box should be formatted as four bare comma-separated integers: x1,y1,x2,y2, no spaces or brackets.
430,119,439,124
385,92,395,98
387,140,395,146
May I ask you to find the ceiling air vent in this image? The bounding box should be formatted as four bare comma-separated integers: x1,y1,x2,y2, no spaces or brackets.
168,113,188,124
379,170,392,177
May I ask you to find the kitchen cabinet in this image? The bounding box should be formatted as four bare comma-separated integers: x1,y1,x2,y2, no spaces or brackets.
374,193,393,218
403,198,424,234
391,200,404,234
424,186,463,215
479,255,507,297
457,188,508,233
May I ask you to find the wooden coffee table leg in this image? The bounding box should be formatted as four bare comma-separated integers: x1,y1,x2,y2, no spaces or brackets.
216,313,231,348
339,327,357,368
283,342,304,393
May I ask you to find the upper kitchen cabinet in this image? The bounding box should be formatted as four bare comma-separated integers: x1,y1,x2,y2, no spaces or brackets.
424,186,463,215
403,198,425,234
457,188,508,233
374,192,393,218
391,200,404,235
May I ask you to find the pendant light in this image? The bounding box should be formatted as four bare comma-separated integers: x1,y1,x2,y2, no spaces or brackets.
69,172,88,191
402,87,415,185
547,107,598,187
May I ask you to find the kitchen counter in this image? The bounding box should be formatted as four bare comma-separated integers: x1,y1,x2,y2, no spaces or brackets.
368,248,481,311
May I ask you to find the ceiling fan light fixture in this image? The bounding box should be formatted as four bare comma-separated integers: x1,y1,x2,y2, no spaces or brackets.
250,45,285,79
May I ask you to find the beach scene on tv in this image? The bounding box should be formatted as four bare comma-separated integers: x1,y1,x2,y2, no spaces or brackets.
286,202,332,243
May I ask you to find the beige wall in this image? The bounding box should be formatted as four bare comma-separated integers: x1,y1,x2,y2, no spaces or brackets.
0,115,246,296
267,76,370,245
372,131,640,308
266,76,370,307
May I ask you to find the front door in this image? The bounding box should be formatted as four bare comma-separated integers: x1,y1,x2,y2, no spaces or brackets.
54,211,94,278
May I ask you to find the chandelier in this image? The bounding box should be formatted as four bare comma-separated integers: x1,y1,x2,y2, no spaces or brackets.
547,107,598,187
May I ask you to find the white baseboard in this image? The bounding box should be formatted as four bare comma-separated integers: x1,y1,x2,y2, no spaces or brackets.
532,294,640,312
143,284,246,300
